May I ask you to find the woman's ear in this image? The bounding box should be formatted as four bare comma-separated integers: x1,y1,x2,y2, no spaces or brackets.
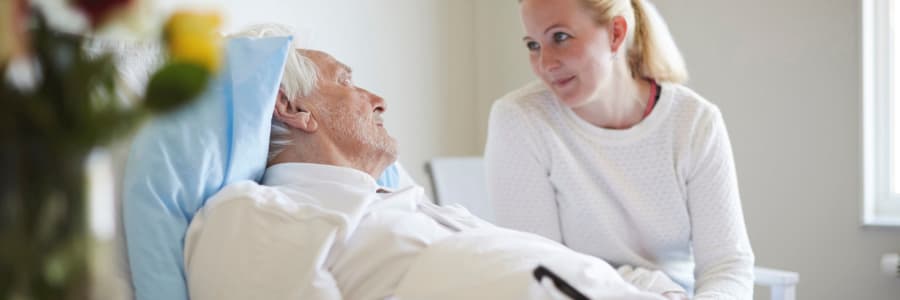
609,15,628,54
273,90,318,133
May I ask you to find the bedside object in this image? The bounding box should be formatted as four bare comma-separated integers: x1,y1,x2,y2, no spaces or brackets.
882,253,899,277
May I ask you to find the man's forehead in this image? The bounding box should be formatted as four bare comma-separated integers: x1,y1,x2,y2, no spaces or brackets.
298,49,351,73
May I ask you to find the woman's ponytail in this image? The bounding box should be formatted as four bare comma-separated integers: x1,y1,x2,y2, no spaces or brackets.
626,0,688,83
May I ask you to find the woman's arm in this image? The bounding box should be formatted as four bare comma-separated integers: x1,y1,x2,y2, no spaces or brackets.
485,99,563,242
686,108,755,299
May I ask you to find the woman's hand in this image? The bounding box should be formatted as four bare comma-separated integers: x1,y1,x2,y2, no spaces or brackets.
616,265,688,299
662,291,689,300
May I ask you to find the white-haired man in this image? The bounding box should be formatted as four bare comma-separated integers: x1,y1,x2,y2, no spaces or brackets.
183,25,687,300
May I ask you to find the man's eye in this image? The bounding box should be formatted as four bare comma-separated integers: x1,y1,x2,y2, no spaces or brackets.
553,32,571,43
526,41,540,51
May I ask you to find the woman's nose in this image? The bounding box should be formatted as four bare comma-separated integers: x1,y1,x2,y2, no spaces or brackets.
540,49,561,73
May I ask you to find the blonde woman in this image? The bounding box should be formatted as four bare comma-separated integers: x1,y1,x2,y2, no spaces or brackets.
485,0,754,298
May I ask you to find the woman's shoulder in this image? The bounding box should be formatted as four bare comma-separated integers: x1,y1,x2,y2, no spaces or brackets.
491,80,557,120
664,83,723,122
661,84,733,150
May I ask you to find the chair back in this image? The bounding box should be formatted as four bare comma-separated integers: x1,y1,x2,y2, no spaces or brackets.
425,156,495,222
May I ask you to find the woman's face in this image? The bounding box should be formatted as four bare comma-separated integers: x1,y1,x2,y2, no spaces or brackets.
520,0,615,107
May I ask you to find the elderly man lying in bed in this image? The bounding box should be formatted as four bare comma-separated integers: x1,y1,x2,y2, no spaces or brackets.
184,25,688,300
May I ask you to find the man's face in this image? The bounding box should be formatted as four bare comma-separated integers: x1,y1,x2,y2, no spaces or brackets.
303,50,398,162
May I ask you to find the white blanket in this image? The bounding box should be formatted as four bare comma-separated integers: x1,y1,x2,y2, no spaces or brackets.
394,227,665,300
184,163,676,300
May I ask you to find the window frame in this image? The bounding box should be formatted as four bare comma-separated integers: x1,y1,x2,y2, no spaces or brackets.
862,0,900,227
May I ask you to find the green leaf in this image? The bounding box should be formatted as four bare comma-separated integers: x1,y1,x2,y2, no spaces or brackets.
143,62,210,113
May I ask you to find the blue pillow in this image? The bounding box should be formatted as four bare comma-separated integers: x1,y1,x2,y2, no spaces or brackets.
122,36,400,300
376,163,399,187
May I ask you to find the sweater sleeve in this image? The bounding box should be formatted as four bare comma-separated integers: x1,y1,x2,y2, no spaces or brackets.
484,98,563,243
686,108,755,299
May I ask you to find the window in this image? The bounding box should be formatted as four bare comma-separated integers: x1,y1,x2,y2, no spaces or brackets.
863,0,900,226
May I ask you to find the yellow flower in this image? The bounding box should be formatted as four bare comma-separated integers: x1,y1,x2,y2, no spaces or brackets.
163,11,223,72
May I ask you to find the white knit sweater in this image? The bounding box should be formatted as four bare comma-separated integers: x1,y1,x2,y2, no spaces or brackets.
484,81,754,299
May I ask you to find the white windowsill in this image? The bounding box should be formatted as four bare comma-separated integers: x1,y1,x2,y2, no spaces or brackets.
862,214,900,228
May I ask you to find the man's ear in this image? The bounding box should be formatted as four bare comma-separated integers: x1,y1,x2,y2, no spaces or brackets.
273,90,318,133
609,15,628,54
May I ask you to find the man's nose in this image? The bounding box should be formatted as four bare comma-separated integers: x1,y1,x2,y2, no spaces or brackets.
363,88,386,112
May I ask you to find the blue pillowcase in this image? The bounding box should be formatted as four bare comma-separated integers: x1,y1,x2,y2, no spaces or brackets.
122,36,400,300
376,162,399,187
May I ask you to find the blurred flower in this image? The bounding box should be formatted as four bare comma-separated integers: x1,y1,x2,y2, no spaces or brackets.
90,0,160,39
70,0,133,29
164,11,222,72
1,4,216,300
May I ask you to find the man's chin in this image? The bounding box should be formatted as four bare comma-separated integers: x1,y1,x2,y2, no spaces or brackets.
372,145,398,179
368,135,397,162
382,140,399,164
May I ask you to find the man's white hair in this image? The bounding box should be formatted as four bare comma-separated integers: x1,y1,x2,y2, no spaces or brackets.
227,24,319,162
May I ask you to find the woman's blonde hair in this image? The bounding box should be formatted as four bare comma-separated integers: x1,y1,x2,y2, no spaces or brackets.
580,0,688,83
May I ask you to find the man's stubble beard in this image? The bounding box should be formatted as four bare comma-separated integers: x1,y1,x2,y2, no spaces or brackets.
326,110,398,165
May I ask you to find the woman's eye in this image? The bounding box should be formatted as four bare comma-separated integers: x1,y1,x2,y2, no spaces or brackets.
553,32,571,43
526,41,540,51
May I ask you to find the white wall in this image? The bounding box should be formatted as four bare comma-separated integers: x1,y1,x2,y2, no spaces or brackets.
474,0,535,149
155,0,479,190
475,0,900,299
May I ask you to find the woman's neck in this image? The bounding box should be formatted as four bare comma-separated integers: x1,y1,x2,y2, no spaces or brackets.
571,66,653,130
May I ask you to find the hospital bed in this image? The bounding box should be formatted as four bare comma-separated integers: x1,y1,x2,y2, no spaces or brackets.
426,156,799,300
